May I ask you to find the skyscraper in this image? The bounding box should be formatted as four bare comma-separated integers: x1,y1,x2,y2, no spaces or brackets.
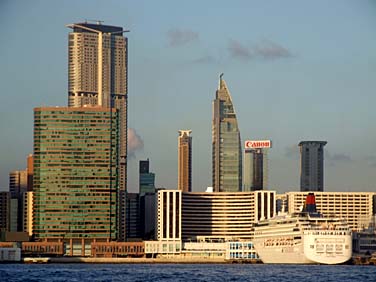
33,107,119,244
299,141,327,192
212,74,242,192
178,130,192,192
243,140,271,191
9,170,28,231
67,22,128,240
139,159,155,194
244,149,265,191
9,170,27,199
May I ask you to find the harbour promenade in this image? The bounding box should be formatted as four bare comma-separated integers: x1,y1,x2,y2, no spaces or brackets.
23,257,260,264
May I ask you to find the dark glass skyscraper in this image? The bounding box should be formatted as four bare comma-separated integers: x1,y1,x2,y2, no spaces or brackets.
139,159,155,194
299,141,327,192
212,74,242,192
33,107,119,240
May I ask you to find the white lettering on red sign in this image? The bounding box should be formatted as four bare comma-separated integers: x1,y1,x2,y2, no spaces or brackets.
244,140,272,149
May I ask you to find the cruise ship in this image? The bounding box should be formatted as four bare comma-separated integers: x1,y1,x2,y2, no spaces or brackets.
253,193,352,264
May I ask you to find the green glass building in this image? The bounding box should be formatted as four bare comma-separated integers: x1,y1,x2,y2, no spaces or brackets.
33,107,119,240
212,75,242,192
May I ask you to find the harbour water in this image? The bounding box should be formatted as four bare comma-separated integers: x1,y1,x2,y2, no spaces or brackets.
0,264,376,282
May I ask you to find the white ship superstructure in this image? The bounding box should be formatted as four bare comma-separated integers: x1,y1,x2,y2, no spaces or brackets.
253,193,352,264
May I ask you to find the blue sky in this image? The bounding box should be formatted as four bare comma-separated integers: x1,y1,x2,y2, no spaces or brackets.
0,0,376,193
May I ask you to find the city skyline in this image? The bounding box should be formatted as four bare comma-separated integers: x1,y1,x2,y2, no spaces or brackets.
1,1,376,193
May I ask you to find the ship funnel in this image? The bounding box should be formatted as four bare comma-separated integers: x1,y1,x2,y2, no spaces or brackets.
303,193,317,213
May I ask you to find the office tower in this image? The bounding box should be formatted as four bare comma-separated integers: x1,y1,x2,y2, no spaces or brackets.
139,159,155,194
299,141,327,192
33,107,119,244
67,21,128,240
244,149,264,191
212,74,242,192
243,140,271,191
9,170,28,231
125,193,141,239
9,170,27,199
0,192,10,231
9,199,18,232
140,193,156,239
178,130,192,192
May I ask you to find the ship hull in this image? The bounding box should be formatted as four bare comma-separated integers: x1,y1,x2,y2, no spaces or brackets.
253,234,352,264
303,233,352,264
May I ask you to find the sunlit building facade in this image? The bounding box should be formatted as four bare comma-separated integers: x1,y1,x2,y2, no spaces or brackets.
182,191,275,240
178,130,192,192
286,191,375,231
67,22,128,240
212,75,242,192
33,107,119,240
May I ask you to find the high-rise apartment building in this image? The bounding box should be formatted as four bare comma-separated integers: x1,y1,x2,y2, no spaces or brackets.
67,22,128,240
299,141,327,192
139,159,155,194
9,170,27,199
33,107,119,242
212,74,242,192
178,130,192,192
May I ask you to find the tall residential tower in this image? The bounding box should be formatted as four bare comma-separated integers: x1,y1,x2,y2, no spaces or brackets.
299,141,327,192
212,74,242,192
67,22,128,240
178,130,192,192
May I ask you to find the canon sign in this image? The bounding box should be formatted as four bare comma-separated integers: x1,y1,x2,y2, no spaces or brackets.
244,140,272,149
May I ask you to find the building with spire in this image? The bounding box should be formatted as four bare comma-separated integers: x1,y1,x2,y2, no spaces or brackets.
178,130,192,192
66,22,128,240
212,74,242,192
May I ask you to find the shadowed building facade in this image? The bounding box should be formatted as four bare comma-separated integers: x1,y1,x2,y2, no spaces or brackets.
212,75,242,192
33,107,119,247
67,22,128,240
139,159,155,194
178,130,192,192
299,141,327,192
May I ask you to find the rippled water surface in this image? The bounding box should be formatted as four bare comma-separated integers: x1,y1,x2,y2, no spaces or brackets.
1,264,376,282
